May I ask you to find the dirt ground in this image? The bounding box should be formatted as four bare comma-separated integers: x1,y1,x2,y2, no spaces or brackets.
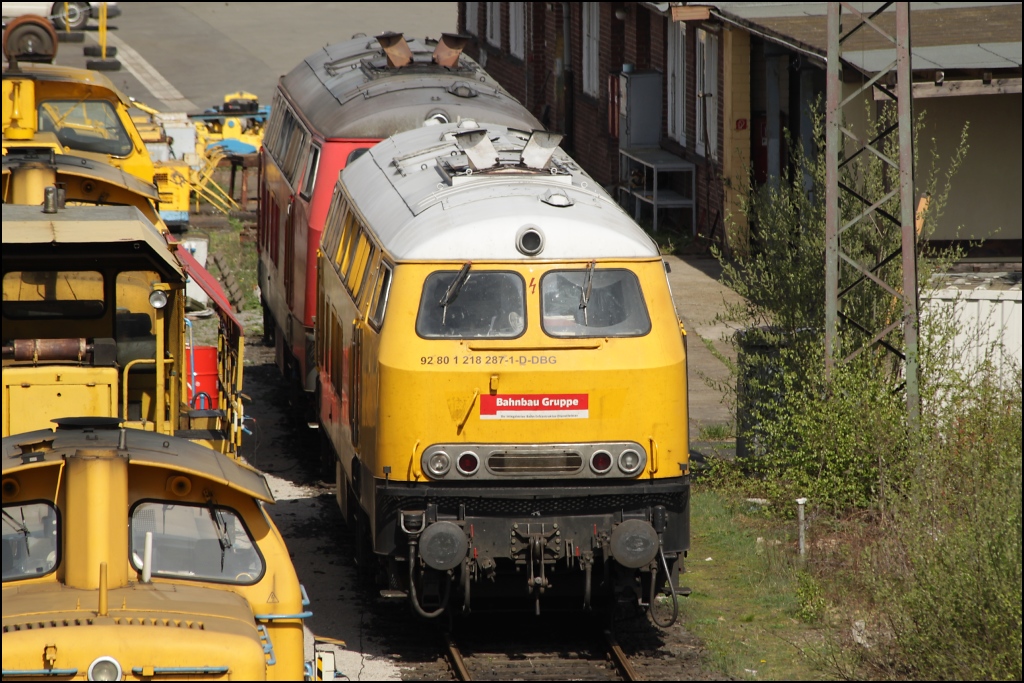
238,339,717,681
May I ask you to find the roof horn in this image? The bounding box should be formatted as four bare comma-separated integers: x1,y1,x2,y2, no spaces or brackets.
432,33,469,68
375,31,413,69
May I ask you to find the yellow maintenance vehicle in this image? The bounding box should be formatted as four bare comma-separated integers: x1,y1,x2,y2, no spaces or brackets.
2,201,246,456
1,419,312,680
2,59,156,188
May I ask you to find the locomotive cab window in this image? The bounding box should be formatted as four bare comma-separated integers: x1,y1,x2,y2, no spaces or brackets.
541,268,651,337
130,501,265,585
3,270,105,319
2,501,60,581
39,99,133,157
416,269,526,339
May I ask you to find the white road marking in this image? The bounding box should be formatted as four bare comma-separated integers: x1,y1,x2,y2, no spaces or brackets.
86,32,197,111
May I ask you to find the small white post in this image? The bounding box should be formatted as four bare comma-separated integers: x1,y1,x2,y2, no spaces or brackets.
142,531,153,583
796,498,808,557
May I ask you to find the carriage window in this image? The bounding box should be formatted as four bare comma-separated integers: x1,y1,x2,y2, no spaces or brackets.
275,110,297,165
130,501,264,585
369,263,393,329
345,235,372,295
321,193,346,265
338,214,361,273
416,270,526,339
264,96,285,156
300,143,321,198
2,501,60,581
3,270,105,319
287,130,310,186
40,100,133,157
541,268,651,338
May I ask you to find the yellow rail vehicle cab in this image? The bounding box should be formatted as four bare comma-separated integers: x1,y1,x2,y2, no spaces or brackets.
2,62,156,187
1,422,309,680
2,204,245,456
317,125,690,620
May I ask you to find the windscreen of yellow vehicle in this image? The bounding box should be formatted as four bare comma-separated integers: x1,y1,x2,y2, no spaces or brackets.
541,268,651,337
39,99,133,157
3,270,105,319
129,501,264,584
416,270,526,339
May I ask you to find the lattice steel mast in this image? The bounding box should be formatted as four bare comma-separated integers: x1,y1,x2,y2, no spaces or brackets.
824,2,920,426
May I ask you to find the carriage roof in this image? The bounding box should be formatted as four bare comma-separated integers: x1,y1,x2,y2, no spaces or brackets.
2,204,181,276
2,425,274,502
278,35,541,139
341,123,660,262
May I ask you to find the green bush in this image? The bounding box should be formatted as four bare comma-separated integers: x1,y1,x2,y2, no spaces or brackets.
865,366,1022,680
713,102,967,513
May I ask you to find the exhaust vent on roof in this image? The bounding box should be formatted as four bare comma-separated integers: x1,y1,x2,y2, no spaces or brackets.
433,33,469,68
375,32,412,69
520,131,564,170
453,129,498,171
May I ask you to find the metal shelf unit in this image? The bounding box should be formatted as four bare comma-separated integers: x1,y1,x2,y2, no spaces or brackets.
617,147,695,233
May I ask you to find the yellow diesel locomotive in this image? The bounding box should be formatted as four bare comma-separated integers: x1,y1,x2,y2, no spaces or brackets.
316,124,690,621
1,420,311,679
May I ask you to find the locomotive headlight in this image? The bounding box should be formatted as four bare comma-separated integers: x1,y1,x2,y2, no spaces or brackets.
148,289,168,309
456,451,480,475
590,450,613,474
618,449,643,475
427,451,451,476
87,656,122,681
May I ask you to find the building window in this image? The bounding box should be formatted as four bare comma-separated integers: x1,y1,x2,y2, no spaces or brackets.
582,2,600,97
667,22,686,145
465,2,478,36
486,2,501,47
509,2,525,59
696,28,719,158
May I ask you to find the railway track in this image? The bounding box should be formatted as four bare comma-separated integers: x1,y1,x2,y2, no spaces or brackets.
442,625,641,681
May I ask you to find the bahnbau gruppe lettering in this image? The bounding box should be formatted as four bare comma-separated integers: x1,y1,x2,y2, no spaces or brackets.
495,396,581,409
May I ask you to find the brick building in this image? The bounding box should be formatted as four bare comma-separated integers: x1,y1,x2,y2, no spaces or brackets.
459,2,1022,256
460,2,734,251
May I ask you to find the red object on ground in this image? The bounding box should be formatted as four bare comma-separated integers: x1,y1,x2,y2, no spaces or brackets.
185,345,220,409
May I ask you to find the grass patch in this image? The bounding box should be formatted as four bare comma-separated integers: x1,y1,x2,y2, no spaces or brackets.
680,491,826,679
697,423,734,441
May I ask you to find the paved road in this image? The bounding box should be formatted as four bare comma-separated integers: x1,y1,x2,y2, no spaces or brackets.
55,2,458,111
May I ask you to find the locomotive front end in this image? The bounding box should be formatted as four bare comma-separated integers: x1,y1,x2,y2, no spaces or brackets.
374,258,690,618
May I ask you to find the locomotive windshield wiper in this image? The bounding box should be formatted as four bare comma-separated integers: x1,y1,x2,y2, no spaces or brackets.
205,494,232,571
2,509,31,555
440,261,472,325
579,260,596,326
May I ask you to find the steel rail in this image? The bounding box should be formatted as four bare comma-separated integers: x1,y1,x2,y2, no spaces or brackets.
444,632,472,681
604,630,641,681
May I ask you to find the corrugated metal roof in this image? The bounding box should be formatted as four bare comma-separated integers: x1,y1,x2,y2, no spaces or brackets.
2,204,181,276
710,2,1022,72
342,123,660,262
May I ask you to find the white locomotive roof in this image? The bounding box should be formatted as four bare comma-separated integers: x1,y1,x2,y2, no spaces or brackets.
281,35,540,138
341,123,661,262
